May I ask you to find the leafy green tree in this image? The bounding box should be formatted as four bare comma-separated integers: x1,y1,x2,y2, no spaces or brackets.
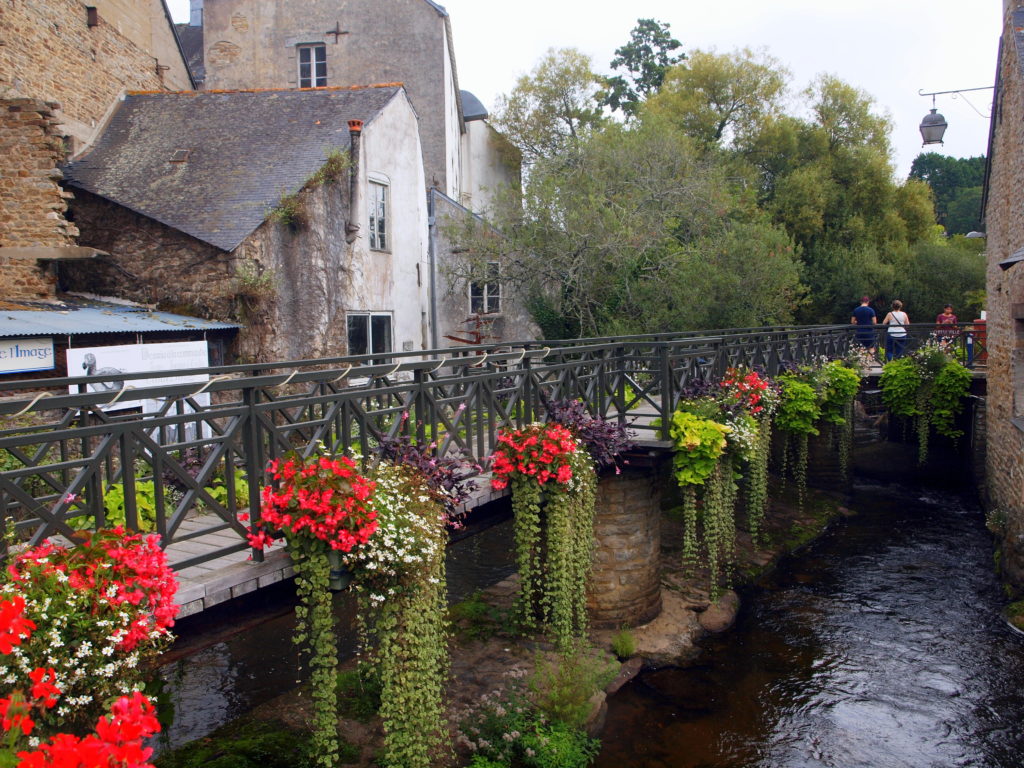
598,18,684,118
492,48,606,166
908,153,985,233
644,48,789,149
445,118,801,336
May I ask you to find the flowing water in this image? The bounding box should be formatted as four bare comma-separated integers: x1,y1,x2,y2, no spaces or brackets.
595,478,1024,768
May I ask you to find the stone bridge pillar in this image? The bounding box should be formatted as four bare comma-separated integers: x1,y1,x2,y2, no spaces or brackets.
587,460,665,628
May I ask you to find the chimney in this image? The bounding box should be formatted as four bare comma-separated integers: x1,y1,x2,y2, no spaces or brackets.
346,120,363,243
190,0,203,27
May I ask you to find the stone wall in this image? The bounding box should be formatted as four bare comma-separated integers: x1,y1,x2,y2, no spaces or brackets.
65,179,358,364
0,98,77,300
0,0,191,149
984,3,1024,590
588,467,664,629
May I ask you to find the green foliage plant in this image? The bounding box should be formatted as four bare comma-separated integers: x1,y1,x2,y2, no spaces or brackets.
344,462,449,768
154,719,317,768
455,676,600,768
269,189,305,229
490,424,600,650
527,644,617,730
879,341,972,464
774,371,822,507
610,626,636,660
335,664,382,722
98,480,160,531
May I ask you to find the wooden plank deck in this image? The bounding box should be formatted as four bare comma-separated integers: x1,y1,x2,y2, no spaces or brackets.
169,480,514,618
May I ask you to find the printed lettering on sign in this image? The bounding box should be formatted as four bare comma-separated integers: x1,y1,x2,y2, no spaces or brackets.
0,338,55,374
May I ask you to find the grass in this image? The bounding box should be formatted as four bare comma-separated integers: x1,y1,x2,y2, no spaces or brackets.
335,665,382,722
1007,600,1024,632
154,719,338,768
449,590,506,642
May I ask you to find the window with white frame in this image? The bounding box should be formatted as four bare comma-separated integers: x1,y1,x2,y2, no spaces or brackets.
297,44,327,88
470,262,501,314
369,181,388,251
347,313,392,360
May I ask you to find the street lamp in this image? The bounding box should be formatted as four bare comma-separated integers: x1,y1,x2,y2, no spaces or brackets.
917,87,994,147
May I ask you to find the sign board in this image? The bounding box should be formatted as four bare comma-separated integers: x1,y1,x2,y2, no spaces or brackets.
0,338,55,374
66,341,210,413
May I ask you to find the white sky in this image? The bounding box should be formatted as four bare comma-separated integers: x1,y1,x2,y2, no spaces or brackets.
167,0,1001,178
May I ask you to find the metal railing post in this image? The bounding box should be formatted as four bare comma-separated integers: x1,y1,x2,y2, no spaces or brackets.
242,382,264,563
658,343,672,441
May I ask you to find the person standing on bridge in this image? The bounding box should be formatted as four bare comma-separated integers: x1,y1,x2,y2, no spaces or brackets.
935,304,959,345
882,299,910,361
851,296,877,356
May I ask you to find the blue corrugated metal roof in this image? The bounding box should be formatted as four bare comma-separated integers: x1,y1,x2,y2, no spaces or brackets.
0,303,238,338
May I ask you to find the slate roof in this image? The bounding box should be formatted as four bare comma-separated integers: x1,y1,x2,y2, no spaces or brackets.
174,24,205,84
63,86,402,252
460,90,488,121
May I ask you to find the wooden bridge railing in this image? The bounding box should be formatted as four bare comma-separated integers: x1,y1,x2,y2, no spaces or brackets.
0,325,854,569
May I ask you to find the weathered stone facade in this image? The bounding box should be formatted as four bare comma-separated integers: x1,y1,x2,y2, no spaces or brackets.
984,1,1024,590
65,182,356,364
0,98,78,300
587,468,664,629
432,190,538,345
197,0,461,199
0,0,191,150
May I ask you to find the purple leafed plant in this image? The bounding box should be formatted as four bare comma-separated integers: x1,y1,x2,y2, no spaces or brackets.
541,397,634,470
376,433,479,523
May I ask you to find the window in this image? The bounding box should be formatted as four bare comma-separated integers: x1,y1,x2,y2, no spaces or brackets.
347,313,392,360
369,181,388,251
470,262,501,314
297,44,327,88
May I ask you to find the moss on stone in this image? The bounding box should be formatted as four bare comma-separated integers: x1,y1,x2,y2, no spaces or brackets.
154,718,359,768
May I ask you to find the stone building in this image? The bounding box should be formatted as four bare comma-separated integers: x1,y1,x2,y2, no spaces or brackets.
61,86,429,363
0,0,193,305
983,0,1024,590
177,0,529,344
180,0,516,212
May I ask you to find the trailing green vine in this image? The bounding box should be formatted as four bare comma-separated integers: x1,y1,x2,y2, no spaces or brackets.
746,416,772,545
491,422,603,649
290,541,339,767
247,451,378,768
346,463,450,768
879,340,972,464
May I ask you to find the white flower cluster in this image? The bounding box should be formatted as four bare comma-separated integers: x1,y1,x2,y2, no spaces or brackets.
725,412,758,460
0,580,148,722
343,462,446,603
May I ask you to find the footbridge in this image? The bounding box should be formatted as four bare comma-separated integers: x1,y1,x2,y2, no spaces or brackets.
0,323,984,616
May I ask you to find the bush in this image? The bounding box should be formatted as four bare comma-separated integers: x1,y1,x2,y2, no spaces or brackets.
154,720,318,768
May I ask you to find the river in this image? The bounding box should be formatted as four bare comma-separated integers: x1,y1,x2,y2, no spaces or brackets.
595,477,1024,768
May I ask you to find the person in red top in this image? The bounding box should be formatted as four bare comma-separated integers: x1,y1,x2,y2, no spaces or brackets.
935,304,959,343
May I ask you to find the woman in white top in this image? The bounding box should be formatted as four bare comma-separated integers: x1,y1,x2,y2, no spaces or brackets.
882,299,910,361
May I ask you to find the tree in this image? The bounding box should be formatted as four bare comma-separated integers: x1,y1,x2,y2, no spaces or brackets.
598,18,684,118
908,153,985,233
491,48,606,166
445,118,803,336
644,48,789,150
806,75,891,154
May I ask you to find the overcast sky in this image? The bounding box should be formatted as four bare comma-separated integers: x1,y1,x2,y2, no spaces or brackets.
167,0,1001,178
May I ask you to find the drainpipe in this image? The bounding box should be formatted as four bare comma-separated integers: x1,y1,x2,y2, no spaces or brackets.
428,189,439,350
345,120,363,244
